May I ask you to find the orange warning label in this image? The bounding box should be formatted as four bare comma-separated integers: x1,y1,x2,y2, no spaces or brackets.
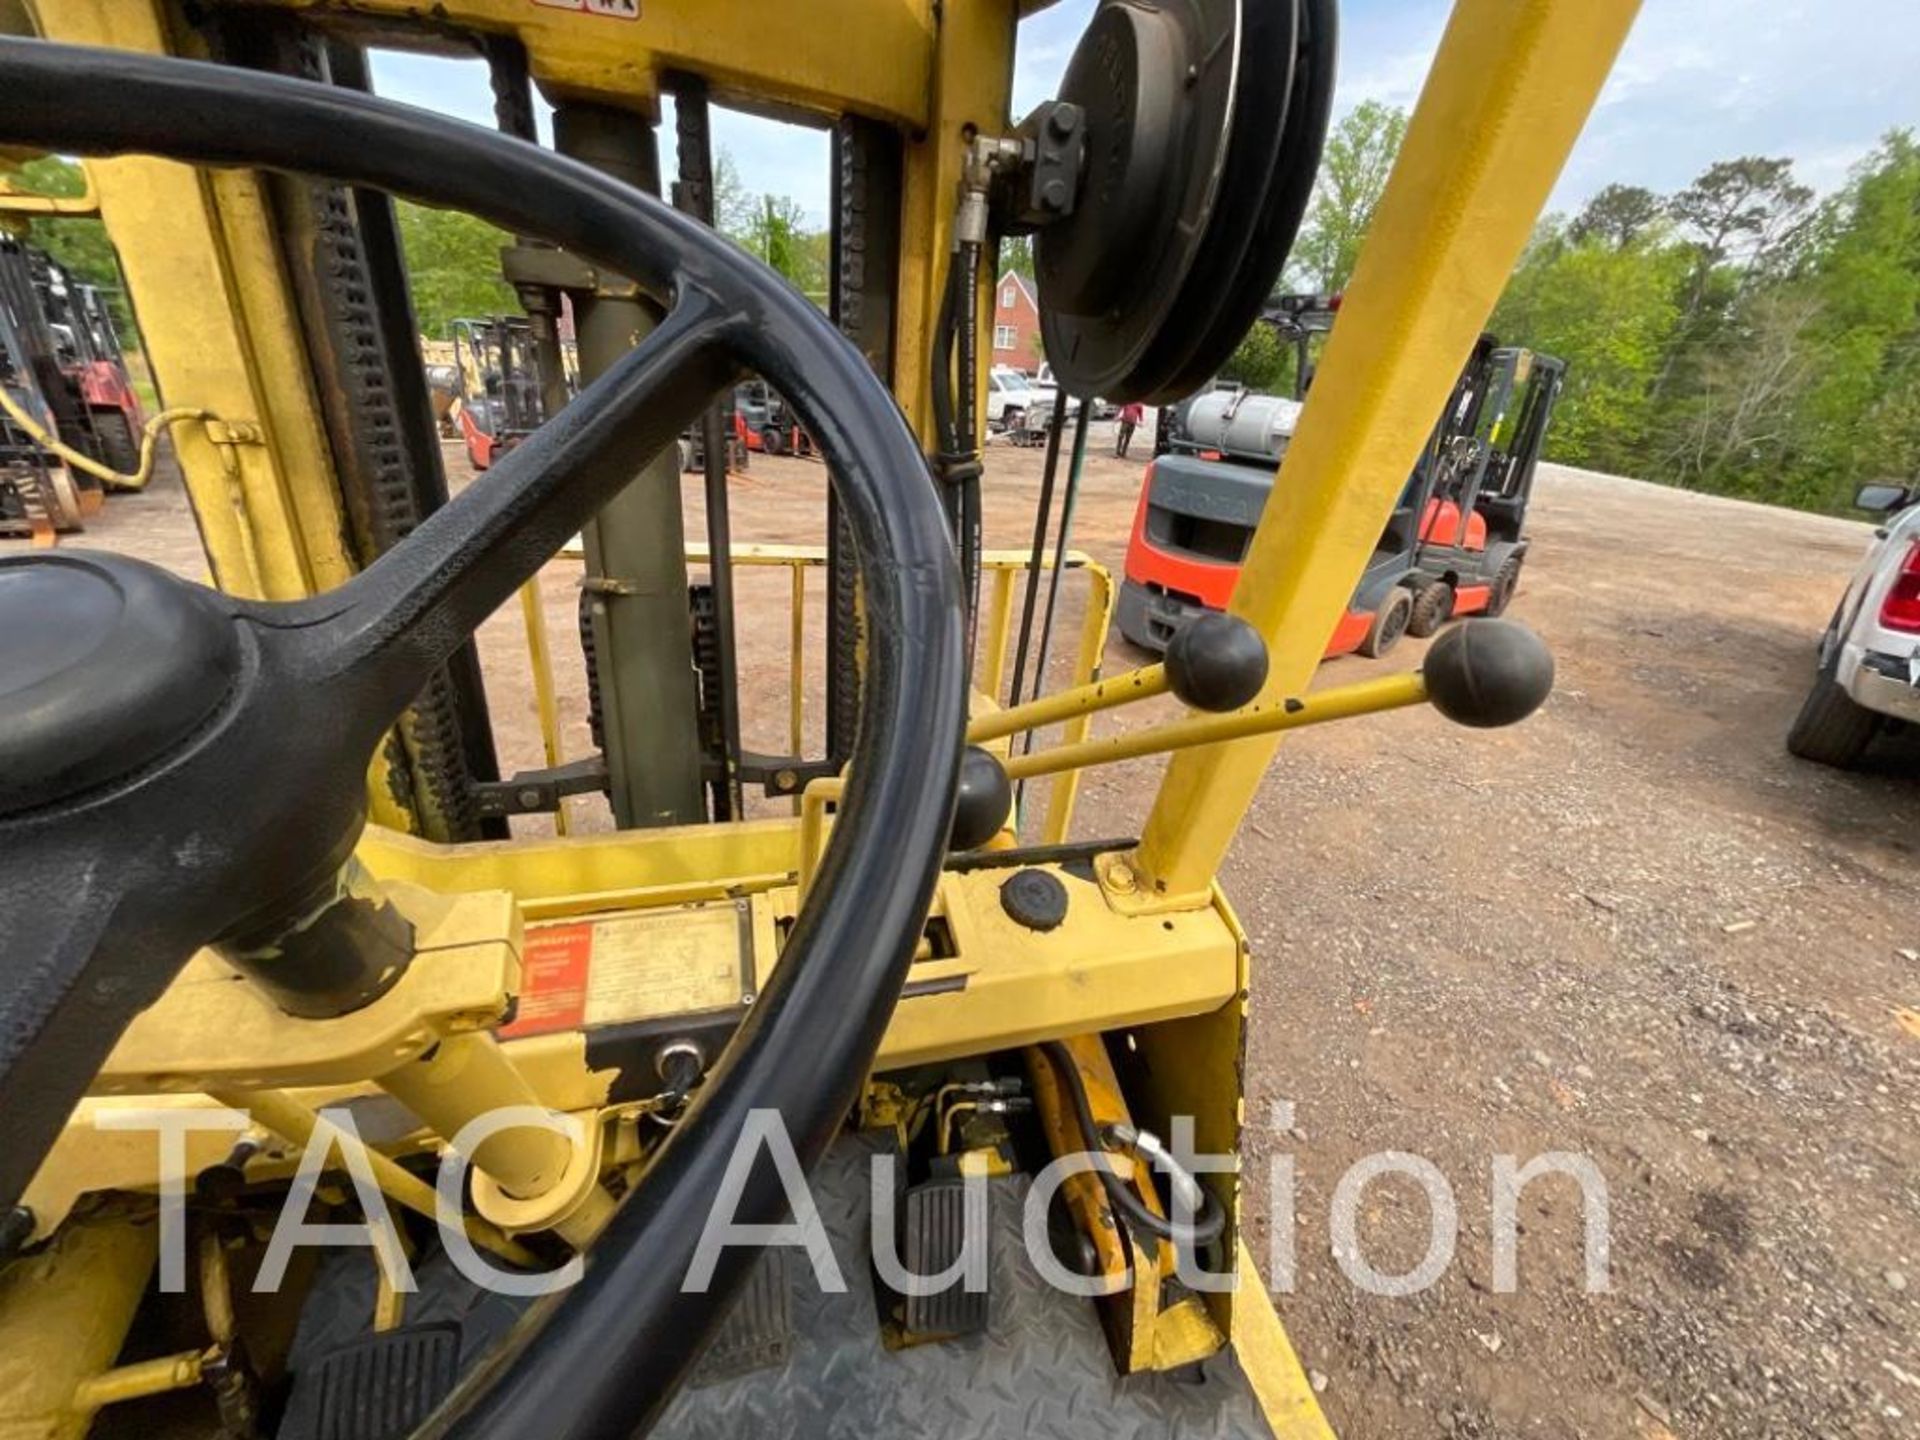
501,904,749,1040
501,923,593,1037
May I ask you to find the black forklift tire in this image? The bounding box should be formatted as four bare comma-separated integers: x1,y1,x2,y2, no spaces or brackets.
762,426,787,456
1359,587,1413,658
1486,553,1524,617
91,409,141,489
1407,579,1454,638
1786,650,1879,769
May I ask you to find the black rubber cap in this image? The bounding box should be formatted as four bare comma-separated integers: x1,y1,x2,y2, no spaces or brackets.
1000,869,1069,932
1165,612,1269,712
0,554,239,814
950,745,1013,851
1422,619,1554,729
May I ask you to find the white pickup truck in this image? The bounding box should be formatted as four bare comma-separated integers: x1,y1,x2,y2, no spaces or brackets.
1788,481,1920,767
986,366,1039,430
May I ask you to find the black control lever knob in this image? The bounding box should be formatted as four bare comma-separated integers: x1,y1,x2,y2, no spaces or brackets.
950,745,1014,852
1421,619,1555,729
1165,611,1269,712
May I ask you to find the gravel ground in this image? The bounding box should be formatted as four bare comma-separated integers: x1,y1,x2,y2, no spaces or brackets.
35,435,1919,1439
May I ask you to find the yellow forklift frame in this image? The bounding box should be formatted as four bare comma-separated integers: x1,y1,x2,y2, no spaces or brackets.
1,1,1640,1435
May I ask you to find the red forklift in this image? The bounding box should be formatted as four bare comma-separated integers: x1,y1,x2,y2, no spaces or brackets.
729,377,814,458
1119,298,1565,659
0,236,143,488
0,240,107,540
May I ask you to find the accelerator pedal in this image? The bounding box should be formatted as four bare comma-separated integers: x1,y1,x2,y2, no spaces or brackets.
881,1177,992,1346
278,1323,461,1440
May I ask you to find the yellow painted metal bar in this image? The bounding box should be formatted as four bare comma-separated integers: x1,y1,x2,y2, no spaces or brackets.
1232,1242,1338,1439
29,0,416,834
1007,672,1429,783
518,577,571,836
804,671,1422,881
72,1350,205,1414
968,662,1166,745
33,1,353,601
223,0,940,131
0,1220,154,1440
198,1232,237,1346
790,562,807,767
205,1086,537,1268
980,565,1016,700
1135,0,1641,900
0,180,99,216
1043,561,1118,843
376,1032,574,1201
796,777,845,902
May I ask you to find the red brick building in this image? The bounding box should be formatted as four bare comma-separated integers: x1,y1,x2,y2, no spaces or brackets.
991,270,1042,370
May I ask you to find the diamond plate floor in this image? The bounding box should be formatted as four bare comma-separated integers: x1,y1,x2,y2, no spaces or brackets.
654,1135,1272,1440
281,1134,1273,1438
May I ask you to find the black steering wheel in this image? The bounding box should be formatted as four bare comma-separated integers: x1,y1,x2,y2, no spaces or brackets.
0,40,966,1437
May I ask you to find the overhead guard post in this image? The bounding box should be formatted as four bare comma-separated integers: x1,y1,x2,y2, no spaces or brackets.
1134,0,1642,900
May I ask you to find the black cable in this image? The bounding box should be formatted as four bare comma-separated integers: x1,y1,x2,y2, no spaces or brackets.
1014,399,1092,817
1006,396,1068,713
1037,1040,1226,1248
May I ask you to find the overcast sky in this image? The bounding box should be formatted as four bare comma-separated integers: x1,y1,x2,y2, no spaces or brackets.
372,0,1920,230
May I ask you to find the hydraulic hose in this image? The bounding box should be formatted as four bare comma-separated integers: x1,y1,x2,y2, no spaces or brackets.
0,385,210,491
929,250,960,532
929,242,984,644
954,240,984,635
1037,1039,1226,1248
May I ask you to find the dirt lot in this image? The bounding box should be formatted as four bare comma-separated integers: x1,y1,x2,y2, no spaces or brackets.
29,436,1919,1439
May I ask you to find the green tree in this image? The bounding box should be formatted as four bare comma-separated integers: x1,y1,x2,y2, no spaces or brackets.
1216,321,1293,393
1669,157,1814,278
738,193,827,299
392,200,518,337
1492,220,1688,473
705,150,826,303
1778,133,1920,508
1288,101,1408,293
998,233,1035,280
1569,184,1665,251
12,157,137,338
1656,285,1825,492
711,149,754,237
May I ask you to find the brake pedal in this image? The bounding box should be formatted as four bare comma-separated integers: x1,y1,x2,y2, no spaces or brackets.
278,1323,461,1440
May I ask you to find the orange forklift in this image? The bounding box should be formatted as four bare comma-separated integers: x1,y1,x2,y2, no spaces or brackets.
1120,301,1566,658
450,314,550,471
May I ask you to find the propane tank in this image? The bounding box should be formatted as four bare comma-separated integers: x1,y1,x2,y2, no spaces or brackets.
1177,389,1302,465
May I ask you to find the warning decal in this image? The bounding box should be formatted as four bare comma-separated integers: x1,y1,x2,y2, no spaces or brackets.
532,0,640,18
501,923,592,1037
502,903,748,1040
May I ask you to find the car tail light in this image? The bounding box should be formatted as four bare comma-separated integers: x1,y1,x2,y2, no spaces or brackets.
1883,538,1920,632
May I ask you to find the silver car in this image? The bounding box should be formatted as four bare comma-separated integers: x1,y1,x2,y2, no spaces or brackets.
1788,481,1920,767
